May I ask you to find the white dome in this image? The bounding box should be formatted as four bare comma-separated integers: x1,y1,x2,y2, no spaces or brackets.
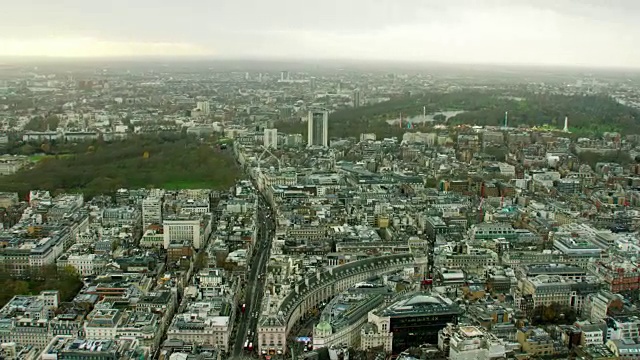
404,295,440,306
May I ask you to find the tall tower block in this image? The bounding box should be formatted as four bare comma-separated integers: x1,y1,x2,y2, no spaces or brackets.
307,111,329,148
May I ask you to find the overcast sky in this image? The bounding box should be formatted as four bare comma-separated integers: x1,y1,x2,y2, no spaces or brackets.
1,0,639,68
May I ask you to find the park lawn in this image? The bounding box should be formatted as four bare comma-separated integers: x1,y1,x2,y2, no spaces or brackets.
29,154,75,162
0,136,240,198
29,154,49,162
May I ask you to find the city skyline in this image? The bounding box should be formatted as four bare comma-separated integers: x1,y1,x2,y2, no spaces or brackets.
2,0,640,69
0,41,640,359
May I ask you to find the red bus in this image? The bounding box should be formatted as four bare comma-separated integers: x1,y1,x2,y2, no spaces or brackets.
242,303,246,313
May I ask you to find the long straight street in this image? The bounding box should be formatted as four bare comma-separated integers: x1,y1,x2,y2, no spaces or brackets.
231,193,274,358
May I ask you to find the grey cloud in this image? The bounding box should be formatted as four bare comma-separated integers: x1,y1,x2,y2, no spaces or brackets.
1,0,640,67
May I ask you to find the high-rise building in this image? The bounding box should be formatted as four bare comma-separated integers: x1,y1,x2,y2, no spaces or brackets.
264,128,278,149
196,101,210,115
308,111,329,148
280,71,290,82
142,196,162,226
353,90,361,108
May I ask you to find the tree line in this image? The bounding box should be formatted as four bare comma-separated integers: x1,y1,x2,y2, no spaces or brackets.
530,303,578,325
275,90,640,139
0,133,241,199
0,265,82,308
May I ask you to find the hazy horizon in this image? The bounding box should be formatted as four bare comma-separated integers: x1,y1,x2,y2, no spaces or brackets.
3,0,640,69
3,56,640,73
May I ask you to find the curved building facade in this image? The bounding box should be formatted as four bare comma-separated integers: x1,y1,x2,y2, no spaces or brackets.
257,254,415,356
312,283,396,351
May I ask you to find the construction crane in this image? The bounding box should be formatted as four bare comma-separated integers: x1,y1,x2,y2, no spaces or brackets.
477,197,485,223
256,146,281,172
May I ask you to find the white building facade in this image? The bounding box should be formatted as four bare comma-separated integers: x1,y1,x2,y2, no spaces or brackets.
264,128,278,149
142,196,163,226
308,111,329,148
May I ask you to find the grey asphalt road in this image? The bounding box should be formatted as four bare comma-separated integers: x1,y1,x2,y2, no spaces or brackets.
231,195,274,358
